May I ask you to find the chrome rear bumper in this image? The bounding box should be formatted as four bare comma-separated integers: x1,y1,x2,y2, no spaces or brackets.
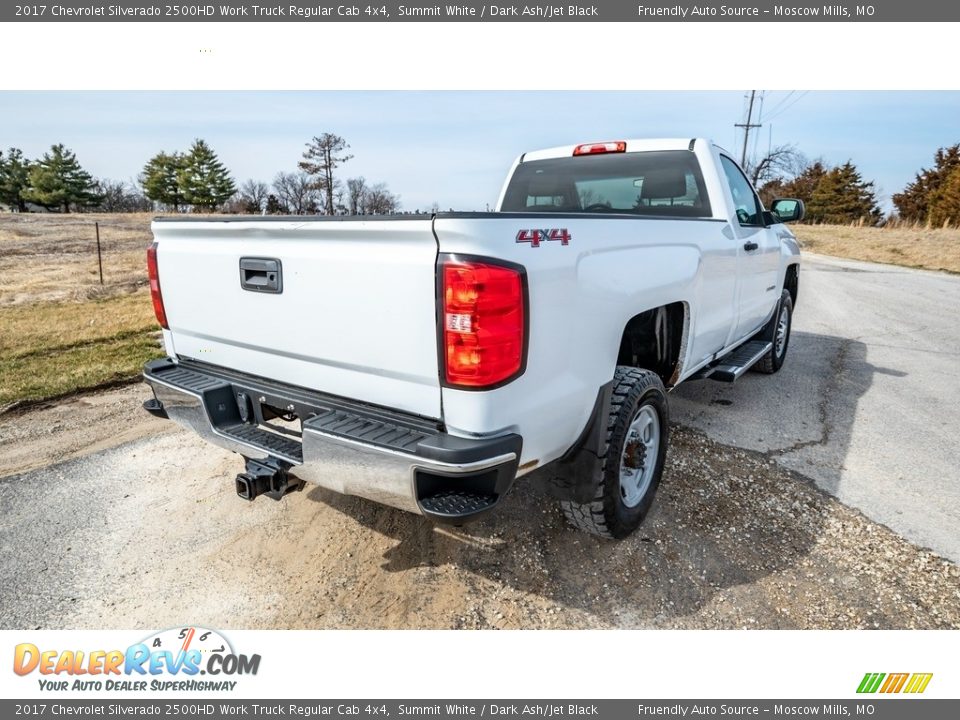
143,358,521,518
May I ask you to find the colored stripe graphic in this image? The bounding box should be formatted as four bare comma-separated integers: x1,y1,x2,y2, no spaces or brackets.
880,673,909,693
857,673,885,693
904,673,933,694
857,672,932,694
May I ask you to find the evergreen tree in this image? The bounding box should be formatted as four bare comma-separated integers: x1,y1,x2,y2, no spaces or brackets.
23,144,102,212
265,194,287,215
140,151,187,211
928,165,960,227
758,160,828,213
778,160,829,204
178,139,236,211
0,148,32,211
893,144,960,224
806,161,881,225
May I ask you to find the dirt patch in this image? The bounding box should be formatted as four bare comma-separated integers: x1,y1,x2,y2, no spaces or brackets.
0,384,171,477
1,385,957,630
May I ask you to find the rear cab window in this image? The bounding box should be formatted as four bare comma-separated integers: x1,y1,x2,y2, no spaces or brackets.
500,150,712,218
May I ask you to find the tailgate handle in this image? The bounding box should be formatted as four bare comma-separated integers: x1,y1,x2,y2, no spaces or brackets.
239,257,282,294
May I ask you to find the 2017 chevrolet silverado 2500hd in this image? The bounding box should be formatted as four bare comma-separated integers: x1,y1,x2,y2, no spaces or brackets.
142,138,803,539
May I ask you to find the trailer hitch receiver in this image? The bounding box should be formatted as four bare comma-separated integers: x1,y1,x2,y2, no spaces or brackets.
235,456,304,501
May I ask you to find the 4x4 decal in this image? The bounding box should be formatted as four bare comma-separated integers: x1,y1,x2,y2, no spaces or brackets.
516,228,571,247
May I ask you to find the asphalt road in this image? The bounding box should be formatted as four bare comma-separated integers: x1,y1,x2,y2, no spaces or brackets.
673,253,960,562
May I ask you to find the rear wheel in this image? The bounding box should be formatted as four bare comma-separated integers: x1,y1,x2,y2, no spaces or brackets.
560,367,669,539
754,289,793,374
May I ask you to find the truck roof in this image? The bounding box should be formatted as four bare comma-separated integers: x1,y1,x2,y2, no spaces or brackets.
520,138,712,163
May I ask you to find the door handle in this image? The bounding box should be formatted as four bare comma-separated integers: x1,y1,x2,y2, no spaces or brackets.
743,241,759,252
239,257,283,293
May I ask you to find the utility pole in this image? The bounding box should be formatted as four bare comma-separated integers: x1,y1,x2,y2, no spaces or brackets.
735,90,763,167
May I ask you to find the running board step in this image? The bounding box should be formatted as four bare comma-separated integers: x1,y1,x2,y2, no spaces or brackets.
419,490,498,523
705,340,772,382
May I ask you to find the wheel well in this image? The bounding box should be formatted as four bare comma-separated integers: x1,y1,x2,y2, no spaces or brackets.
784,264,799,307
616,302,686,387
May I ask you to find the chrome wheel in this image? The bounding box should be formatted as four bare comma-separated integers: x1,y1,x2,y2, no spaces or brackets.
774,304,790,358
619,405,660,508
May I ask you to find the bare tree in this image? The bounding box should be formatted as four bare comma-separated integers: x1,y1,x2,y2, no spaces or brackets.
272,171,320,215
95,178,151,212
298,133,353,215
346,176,368,215
746,144,808,188
334,188,347,215
364,183,401,215
236,179,269,214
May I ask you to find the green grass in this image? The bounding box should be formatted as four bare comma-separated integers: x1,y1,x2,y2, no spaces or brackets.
0,291,164,407
0,333,162,407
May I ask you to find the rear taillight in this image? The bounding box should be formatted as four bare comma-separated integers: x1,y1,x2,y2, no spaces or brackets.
441,258,526,389
146,242,168,330
573,141,626,156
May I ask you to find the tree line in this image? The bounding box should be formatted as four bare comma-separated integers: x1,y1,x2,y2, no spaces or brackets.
2,135,959,226
751,142,960,227
0,133,402,216
891,145,960,227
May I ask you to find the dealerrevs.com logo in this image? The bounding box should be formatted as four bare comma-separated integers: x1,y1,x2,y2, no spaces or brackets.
13,627,260,692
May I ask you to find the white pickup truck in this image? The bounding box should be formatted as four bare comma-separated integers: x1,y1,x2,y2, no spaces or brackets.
142,138,802,539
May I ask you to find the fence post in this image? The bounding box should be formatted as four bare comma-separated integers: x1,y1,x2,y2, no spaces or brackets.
95,222,104,285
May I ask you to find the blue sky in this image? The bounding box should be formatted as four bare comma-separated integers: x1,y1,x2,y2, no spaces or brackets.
1,91,957,212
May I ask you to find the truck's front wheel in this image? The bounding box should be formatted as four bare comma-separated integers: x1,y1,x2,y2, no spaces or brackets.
560,367,669,539
753,289,794,374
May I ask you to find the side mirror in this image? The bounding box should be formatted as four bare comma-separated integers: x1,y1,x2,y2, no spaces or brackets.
771,198,805,223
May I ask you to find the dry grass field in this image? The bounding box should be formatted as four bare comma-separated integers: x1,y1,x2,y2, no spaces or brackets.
793,223,960,274
0,213,957,408
0,213,160,407
0,212,154,305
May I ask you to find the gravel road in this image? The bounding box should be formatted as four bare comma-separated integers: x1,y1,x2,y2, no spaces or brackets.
1,254,958,630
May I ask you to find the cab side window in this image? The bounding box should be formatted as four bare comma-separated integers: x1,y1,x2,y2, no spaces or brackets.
720,155,764,227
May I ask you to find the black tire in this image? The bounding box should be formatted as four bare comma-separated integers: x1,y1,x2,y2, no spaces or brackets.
753,290,793,374
560,367,669,539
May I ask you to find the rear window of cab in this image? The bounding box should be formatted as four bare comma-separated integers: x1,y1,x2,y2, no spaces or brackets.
501,150,711,218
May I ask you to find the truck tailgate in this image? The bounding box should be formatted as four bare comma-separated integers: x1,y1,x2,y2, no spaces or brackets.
152,218,442,419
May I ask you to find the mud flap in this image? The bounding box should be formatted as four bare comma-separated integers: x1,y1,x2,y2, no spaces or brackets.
526,382,612,503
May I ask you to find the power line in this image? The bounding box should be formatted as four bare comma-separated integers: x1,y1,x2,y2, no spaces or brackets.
763,90,809,123
761,90,795,120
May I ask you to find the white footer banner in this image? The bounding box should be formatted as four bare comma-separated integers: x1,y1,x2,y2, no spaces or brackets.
0,629,955,699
